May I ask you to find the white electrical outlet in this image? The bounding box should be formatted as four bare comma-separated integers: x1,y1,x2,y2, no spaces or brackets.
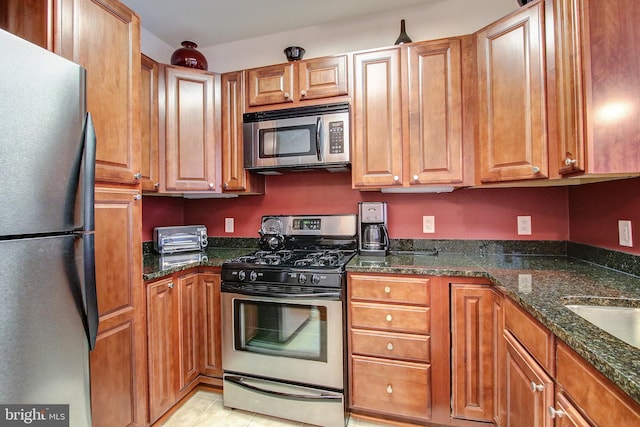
423,216,435,233
225,218,235,233
517,216,532,235
618,220,633,247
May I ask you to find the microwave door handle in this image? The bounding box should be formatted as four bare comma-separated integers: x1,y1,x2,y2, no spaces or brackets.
316,116,323,162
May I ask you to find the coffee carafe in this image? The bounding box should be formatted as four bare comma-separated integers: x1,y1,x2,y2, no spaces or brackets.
358,202,389,256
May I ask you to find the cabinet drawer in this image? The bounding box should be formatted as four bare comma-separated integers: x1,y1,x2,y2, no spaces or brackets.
351,329,430,362
351,302,430,334
556,341,640,426
504,298,554,373
351,355,431,421
349,274,430,305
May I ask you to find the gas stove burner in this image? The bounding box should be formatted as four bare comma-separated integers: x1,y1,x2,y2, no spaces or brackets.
293,250,345,267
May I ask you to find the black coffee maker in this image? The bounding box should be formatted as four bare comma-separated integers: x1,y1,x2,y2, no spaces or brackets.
358,202,389,256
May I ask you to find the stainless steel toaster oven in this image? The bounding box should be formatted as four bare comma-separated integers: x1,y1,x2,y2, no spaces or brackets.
153,225,208,254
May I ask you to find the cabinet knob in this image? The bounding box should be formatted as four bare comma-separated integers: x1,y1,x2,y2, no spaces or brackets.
548,407,565,419
385,314,393,322
209,182,215,189
393,175,400,182
530,382,544,392
134,172,142,180
223,182,229,189
300,90,307,97
386,342,394,351
154,182,160,188
412,174,419,181
168,282,174,289
284,92,290,99
532,166,540,174
133,194,142,200
384,286,391,294
564,158,577,166
386,385,393,394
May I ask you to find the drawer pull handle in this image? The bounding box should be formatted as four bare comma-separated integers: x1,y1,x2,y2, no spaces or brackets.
530,382,544,392
386,385,393,394
548,407,565,419
384,286,391,294
385,314,392,322
386,342,394,351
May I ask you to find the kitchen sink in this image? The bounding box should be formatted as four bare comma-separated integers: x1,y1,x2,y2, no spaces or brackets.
564,304,640,349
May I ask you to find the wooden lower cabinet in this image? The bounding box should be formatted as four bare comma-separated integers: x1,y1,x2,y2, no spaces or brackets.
555,340,640,426
351,356,431,421
451,283,495,422
503,331,554,427
146,270,222,423
91,186,146,427
348,273,471,425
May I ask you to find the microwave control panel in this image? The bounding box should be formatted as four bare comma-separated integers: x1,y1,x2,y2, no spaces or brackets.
329,121,345,154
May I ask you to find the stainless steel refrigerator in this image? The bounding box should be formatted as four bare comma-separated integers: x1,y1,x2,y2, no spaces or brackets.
0,29,98,426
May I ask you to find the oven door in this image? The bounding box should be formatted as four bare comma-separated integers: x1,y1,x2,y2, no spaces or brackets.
221,291,344,389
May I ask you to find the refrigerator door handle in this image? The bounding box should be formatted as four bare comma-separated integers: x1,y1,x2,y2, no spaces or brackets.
81,112,99,350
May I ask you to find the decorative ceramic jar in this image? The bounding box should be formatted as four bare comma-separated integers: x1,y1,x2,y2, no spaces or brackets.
284,46,305,62
170,41,208,70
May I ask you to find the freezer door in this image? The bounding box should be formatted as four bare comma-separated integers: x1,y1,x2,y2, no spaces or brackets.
0,29,86,236
0,235,92,427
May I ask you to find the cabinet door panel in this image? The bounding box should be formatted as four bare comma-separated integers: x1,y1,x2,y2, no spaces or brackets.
164,66,220,191
451,284,494,422
477,2,547,183
146,278,175,423
247,63,294,106
407,40,464,184
298,55,348,100
504,331,553,427
141,54,159,191
352,48,403,187
58,0,141,184
200,273,222,377
177,273,200,390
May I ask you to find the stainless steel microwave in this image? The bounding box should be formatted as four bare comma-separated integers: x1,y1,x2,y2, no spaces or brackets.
243,102,350,173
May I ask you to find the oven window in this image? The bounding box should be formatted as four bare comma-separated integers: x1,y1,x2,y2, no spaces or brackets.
233,299,327,362
259,124,316,158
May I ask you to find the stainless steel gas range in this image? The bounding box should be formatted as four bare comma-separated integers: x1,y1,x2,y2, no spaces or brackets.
220,214,357,427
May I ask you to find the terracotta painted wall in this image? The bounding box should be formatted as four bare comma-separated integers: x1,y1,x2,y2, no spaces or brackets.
568,177,640,255
144,171,570,242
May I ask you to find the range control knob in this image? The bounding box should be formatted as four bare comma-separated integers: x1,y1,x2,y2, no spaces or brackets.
249,271,258,281
238,270,246,281
298,273,307,284
311,274,321,285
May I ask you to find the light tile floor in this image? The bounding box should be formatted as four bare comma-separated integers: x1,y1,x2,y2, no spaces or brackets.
159,389,398,427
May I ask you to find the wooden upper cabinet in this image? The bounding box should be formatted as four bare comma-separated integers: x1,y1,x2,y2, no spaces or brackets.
58,0,141,185
352,47,403,188
141,54,159,192
246,55,348,108
298,55,348,101
553,0,640,177
161,65,222,192
352,39,469,190
477,1,548,183
0,0,54,49
221,71,264,194
406,39,465,186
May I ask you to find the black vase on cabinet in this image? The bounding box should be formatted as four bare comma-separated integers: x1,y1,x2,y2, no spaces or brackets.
394,19,412,45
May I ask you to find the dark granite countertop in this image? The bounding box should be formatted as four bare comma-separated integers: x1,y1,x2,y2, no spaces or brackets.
347,252,640,405
143,247,254,281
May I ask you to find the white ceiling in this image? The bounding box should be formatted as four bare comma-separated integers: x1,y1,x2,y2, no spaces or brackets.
120,0,442,49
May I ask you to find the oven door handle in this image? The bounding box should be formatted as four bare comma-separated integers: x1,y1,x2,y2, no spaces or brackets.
225,375,342,401
222,288,341,299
